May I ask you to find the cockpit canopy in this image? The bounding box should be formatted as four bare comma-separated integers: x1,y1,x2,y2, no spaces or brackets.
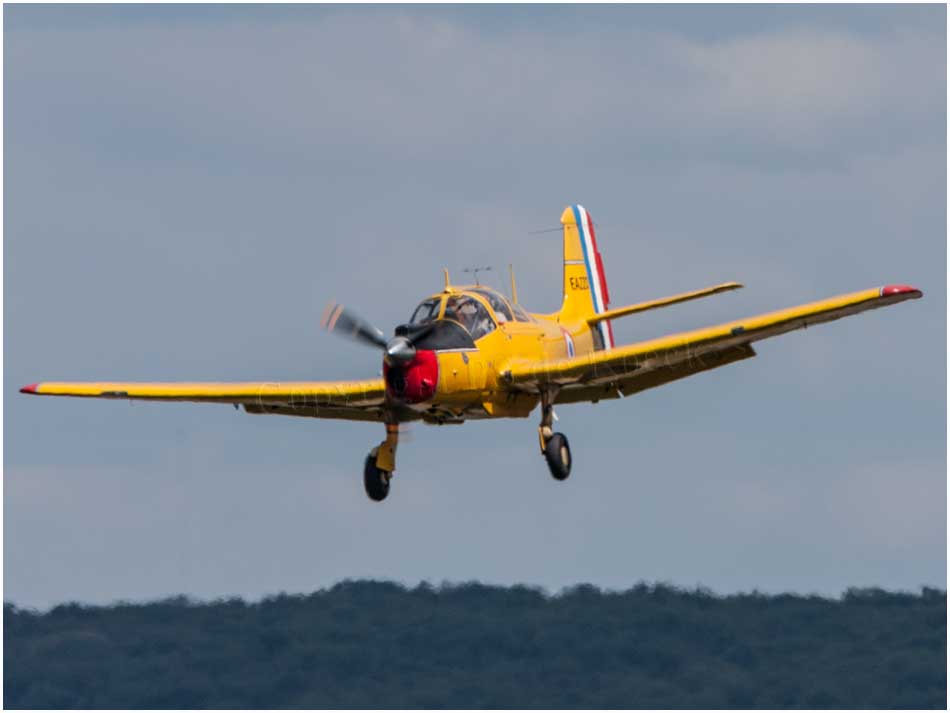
408,287,532,344
471,287,533,324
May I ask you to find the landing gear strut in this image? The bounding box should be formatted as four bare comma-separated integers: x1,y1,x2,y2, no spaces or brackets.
538,393,572,481
364,423,399,502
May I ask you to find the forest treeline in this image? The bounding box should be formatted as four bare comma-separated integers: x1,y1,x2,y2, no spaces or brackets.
5,581,946,709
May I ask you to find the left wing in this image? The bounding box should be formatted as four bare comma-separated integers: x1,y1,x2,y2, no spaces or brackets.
20,378,389,422
505,285,922,398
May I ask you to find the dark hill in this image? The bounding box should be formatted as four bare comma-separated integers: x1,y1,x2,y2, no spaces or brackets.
5,581,946,709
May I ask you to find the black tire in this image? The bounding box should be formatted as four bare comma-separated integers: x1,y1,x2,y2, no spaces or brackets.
363,453,391,502
544,432,572,481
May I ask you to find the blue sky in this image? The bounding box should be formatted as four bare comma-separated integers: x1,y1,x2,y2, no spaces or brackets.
5,4,945,609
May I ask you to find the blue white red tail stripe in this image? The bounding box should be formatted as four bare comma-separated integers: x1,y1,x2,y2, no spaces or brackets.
571,204,614,349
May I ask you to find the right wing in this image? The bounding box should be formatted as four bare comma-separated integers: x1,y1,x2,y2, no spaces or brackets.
505,284,922,402
20,378,390,422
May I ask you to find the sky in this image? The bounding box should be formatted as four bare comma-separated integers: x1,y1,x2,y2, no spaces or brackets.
4,4,946,610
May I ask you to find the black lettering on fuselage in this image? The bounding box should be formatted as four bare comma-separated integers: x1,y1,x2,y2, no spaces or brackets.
569,276,589,291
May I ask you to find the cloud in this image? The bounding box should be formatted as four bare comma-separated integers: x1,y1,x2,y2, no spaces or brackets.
6,13,942,165
676,28,942,139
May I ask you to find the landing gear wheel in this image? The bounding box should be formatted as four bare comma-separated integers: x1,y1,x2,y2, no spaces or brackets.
363,453,391,502
544,432,572,481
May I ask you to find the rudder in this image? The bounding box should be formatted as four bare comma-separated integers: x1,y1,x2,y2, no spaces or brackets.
559,204,614,349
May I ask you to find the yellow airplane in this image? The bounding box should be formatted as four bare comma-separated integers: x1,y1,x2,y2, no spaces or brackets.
22,205,922,502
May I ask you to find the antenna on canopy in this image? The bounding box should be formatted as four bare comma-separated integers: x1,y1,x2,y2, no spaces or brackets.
462,265,493,286
508,263,519,304
442,267,452,292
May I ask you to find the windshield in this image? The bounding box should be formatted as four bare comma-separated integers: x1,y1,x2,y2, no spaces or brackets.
410,297,442,325
443,294,496,341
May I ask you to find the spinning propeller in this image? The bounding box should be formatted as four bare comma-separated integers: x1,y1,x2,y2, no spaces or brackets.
320,301,429,366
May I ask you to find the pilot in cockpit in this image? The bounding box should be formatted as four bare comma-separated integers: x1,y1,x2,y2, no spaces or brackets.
443,294,496,340
444,296,475,332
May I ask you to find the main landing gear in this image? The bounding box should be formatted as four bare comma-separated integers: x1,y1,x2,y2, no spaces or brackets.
364,423,399,502
363,398,574,500
538,395,572,481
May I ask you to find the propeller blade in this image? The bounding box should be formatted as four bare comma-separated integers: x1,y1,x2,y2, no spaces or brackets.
321,302,387,349
394,322,437,343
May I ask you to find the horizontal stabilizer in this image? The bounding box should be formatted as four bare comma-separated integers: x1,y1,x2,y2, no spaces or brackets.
587,282,743,325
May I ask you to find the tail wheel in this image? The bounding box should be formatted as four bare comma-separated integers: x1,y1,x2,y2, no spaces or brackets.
363,453,391,502
544,432,572,481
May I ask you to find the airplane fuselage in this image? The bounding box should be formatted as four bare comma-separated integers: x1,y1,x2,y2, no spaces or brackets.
384,285,593,423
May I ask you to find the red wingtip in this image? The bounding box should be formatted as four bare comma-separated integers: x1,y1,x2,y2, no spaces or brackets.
880,284,923,298
20,383,38,394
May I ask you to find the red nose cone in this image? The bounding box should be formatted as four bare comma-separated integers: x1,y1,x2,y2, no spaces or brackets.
20,383,38,394
880,284,922,298
384,349,438,404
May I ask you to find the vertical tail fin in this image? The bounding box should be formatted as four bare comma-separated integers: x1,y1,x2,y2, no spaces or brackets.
559,204,614,349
